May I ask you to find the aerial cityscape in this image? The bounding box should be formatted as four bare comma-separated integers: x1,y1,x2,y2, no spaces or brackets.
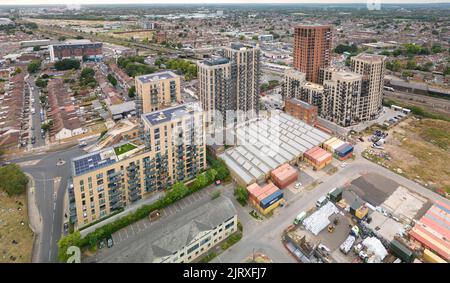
0,1,449,267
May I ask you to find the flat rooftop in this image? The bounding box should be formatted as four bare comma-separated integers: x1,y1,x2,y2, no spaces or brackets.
201,57,230,66
219,111,331,185
72,148,118,176
353,53,386,62
142,102,201,126
52,40,101,47
289,98,317,110
136,71,178,84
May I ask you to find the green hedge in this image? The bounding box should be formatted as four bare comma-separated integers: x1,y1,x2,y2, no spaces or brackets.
58,156,229,262
221,232,242,251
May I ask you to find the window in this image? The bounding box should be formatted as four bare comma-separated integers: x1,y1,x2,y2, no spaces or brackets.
187,243,199,254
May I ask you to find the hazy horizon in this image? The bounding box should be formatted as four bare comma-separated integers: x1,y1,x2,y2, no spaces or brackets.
0,0,449,6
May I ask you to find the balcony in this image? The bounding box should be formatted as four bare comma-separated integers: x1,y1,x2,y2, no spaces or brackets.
128,188,141,197
129,194,141,203
110,201,124,211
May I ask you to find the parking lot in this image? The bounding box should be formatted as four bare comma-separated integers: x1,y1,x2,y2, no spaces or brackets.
85,183,226,262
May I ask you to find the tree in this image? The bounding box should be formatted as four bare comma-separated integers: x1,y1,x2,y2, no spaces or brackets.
431,44,442,54
402,70,413,79
239,35,245,41
35,78,48,88
107,74,117,87
444,65,450,76
12,67,22,76
406,59,417,70
54,59,80,71
41,120,53,132
252,35,259,41
58,231,82,262
128,86,136,98
27,60,41,74
33,46,41,52
0,164,29,196
234,186,248,206
79,68,97,87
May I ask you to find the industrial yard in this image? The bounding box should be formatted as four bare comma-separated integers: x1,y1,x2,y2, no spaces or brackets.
362,117,450,198
282,172,449,263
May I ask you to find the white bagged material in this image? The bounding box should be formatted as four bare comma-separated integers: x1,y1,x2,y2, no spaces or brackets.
362,237,388,261
303,202,339,235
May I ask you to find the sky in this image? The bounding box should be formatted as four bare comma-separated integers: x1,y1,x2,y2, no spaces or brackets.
0,0,449,6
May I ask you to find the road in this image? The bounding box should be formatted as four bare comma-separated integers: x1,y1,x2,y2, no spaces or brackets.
25,75,46,148
11,140,96,262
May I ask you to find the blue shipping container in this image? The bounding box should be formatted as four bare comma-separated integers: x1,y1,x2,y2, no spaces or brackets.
336,143,353,157
260,190,283,209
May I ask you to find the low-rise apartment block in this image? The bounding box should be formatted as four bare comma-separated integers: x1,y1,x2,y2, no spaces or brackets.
70,103,206,227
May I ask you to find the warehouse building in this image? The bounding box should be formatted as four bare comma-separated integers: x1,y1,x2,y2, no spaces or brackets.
49,40,103,62
219,111,331,186
409,200,450,262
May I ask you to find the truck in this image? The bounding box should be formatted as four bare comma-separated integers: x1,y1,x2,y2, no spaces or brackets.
293,211,307,225
390,239,415,263
340,235,356,254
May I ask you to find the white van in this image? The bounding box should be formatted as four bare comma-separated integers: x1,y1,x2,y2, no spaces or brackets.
293,211,307,225
316,196,328,207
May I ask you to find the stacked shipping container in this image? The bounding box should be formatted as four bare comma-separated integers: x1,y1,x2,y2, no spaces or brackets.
270,163,298,188
304,146,332,170
246,183,284,215
322,137,353,160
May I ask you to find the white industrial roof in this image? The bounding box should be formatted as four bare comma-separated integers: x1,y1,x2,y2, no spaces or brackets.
219,112,331,184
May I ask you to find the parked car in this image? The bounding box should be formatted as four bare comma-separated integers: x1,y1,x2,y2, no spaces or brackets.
107,236,114,248
294,182,302,189
31,136,36,144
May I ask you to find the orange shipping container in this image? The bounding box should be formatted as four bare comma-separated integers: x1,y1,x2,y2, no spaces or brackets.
270,164,298,189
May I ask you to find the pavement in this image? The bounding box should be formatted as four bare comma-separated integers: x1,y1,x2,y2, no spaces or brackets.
25,172,43,263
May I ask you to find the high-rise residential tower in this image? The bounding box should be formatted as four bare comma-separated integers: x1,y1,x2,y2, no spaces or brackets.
293,25,332,84
223,43,261,122
135,71,181,115
197,57,235,126
350,53,386,121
